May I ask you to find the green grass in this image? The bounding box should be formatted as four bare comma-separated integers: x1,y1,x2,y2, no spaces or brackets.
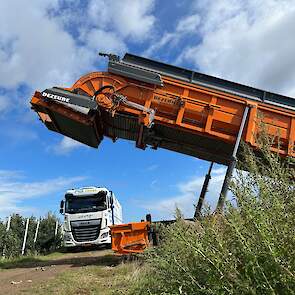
30,261,141,295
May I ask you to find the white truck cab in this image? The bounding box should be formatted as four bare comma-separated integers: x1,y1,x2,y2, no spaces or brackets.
60,186,122,248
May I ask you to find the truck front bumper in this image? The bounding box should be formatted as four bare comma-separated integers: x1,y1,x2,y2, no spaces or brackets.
63,229,111,247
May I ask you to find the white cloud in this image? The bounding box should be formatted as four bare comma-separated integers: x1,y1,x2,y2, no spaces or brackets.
0,170,23,180
0,95,10,113
0,0,94,91
150,179,158,190
176,14,200,33
0,0,156,105
146,164,159,172
179,0,295,96
141,165,227,220
52,137,84,155
144,13,200,56
0,0,157,139
84,29,127,54
212,167,227,175
88,0,155,41
143,33,176,57
0,170,85,217
0,125,38,142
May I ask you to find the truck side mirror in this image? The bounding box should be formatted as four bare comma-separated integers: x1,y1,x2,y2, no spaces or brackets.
110,197,113,205
109,191,114,206
60,200,64,214
109,191,115,225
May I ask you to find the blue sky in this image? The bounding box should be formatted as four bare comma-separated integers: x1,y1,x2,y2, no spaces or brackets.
0,0,295,222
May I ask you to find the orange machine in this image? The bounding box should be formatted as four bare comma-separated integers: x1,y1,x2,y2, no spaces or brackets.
110,221,150,254
30,52,295,209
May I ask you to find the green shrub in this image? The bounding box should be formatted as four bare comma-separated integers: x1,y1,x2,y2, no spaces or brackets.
0,220,6,255
4,214,26,257
130,140,295,294
0,213,61,258
35,212,62,254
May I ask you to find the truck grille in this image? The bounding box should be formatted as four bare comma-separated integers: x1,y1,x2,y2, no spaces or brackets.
71,219,101,242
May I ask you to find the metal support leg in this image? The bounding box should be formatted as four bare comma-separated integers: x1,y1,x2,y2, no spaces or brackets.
136,125,146,149
216,158,237,211
194,162,214,219
216,105,250,212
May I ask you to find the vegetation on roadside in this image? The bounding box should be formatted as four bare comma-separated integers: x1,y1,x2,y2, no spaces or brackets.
0,212,61,259
129,135,295,294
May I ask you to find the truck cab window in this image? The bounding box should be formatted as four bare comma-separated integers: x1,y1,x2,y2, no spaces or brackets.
65,192,107,213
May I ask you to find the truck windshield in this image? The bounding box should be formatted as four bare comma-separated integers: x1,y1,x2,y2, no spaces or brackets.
65,193,107,213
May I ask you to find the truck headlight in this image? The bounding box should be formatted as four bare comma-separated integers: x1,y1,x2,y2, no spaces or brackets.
63,222,70,232
64,232,72,241
101,232,109,239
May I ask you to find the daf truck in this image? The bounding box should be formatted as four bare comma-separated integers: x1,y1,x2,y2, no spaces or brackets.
60,186,122,248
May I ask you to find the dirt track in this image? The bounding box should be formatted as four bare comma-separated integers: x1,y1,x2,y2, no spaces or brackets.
0,249,118,295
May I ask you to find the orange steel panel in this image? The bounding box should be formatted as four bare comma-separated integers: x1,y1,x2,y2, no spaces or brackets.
245,106,257,145
110,222,150,254
289,118,295,156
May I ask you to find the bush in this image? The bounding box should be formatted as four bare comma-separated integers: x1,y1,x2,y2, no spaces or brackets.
0,213,61,258
35,212,62,254
0,220,6,254
4,214,26,257
130,139,295,294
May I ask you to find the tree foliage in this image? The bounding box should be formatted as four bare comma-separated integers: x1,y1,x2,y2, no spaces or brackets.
0,212,61,258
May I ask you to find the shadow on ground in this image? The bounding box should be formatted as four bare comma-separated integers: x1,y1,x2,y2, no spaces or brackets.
0,251,122,270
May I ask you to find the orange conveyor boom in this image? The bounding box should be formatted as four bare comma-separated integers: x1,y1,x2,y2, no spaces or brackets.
30,53,295,165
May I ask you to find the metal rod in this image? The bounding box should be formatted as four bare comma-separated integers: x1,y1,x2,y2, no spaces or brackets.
54,220,59,237
6,216,11,232
216,106,250,211
194,162,214,219
34,219,40,244
113,93,155,128
21,218,30,255
2,216,11,258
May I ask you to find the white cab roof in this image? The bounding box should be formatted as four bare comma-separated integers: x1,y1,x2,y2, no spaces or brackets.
66,186,109,196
